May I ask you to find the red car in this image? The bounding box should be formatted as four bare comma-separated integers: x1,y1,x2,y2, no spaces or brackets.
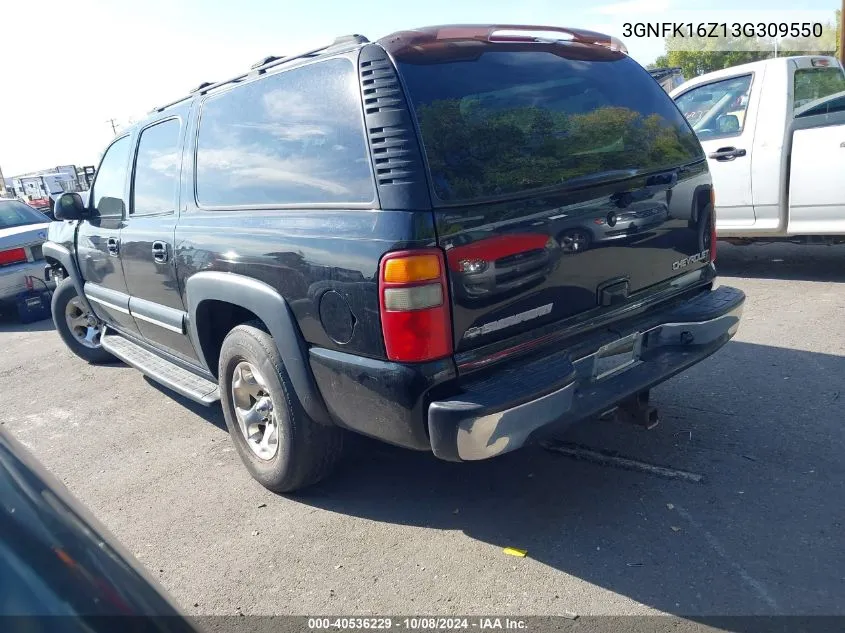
444,231,557,301
26,197,51,211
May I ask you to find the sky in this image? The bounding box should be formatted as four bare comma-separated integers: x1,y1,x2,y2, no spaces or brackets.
0,0,838,176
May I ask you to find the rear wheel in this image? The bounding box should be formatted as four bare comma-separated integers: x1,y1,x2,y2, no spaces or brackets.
51,279,114,364
218,322,344,493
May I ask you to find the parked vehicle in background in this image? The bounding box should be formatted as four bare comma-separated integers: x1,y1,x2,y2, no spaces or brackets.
671,56,845,243
44,24,744,493
443,230,557,302
0,199,53,305
0,429,197,628
25,196,52,212
551,198,671,253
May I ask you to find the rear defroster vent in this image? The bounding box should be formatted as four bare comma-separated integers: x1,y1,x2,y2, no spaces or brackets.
358,44,429,209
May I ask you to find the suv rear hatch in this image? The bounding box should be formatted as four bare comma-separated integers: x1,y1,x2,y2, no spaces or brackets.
388,26,714,353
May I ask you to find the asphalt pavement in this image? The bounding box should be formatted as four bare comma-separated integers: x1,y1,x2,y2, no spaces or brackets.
1,242,843,618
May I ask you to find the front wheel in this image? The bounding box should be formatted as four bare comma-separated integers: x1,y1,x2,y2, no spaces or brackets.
558,229,592,254
218,322,344,493
51,279,114,364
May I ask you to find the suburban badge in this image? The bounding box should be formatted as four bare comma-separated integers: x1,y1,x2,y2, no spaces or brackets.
464,303,554,339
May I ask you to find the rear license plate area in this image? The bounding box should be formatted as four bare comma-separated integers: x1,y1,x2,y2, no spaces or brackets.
592,332,642,381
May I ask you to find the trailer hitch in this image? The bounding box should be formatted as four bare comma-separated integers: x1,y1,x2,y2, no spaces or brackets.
599,390,659,430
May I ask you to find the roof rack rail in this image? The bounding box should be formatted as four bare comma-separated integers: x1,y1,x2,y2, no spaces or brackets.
251,55,283,70
150,33,370,113
333,34,369,45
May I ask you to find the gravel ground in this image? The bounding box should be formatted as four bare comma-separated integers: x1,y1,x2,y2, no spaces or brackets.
1,242,844,619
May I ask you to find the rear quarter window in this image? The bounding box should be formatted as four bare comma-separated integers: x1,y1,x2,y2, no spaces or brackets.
195,58,376,207
397,48,703,203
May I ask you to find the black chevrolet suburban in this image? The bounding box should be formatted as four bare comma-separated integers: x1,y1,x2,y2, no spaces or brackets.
44,25,744,492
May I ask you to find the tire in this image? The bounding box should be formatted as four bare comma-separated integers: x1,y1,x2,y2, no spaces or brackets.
218,321,344,493
558,229,592,254
51,279,114,364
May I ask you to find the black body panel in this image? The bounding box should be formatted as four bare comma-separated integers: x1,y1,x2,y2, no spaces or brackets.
173,209,437,360
357,44,431,211
309,348,456,450
433,163,713,352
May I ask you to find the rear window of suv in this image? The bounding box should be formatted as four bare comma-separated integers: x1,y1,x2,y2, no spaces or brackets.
397,47,703,203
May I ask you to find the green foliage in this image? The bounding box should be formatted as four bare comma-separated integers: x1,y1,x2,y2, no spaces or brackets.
794,67,845,108
651,46,769,79
415,100,700,201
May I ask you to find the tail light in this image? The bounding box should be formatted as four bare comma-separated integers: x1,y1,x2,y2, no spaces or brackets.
710,188,717,263
379,249,452,363
0,248,28,267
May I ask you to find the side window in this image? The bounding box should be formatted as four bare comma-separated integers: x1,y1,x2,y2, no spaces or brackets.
132,119,182,216
91,136,131,218
195,58,374,207
675,75,752,141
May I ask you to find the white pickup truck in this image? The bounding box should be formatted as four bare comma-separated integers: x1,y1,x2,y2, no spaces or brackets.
670,56,845,242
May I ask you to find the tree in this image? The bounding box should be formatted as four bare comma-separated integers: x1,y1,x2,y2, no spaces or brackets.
649,44,769,78
415,100,699,201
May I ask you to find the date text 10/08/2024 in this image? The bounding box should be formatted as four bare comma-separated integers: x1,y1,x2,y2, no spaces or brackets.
307,618,529,630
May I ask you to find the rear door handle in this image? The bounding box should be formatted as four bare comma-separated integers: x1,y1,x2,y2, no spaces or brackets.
106,237,120,256
151,241,169,263
708,147,747,161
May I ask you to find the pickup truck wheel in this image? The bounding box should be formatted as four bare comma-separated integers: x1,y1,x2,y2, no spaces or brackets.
218,322,344,493
51,279,114,364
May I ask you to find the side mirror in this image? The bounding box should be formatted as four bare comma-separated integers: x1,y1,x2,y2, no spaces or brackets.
54,193,87,221
717,114,740,135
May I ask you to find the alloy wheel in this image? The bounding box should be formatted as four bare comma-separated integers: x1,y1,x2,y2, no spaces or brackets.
231,361,279,460
64,297,103,349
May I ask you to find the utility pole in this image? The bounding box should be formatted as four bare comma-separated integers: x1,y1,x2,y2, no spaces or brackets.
840,0,844,66
106,118,118,135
